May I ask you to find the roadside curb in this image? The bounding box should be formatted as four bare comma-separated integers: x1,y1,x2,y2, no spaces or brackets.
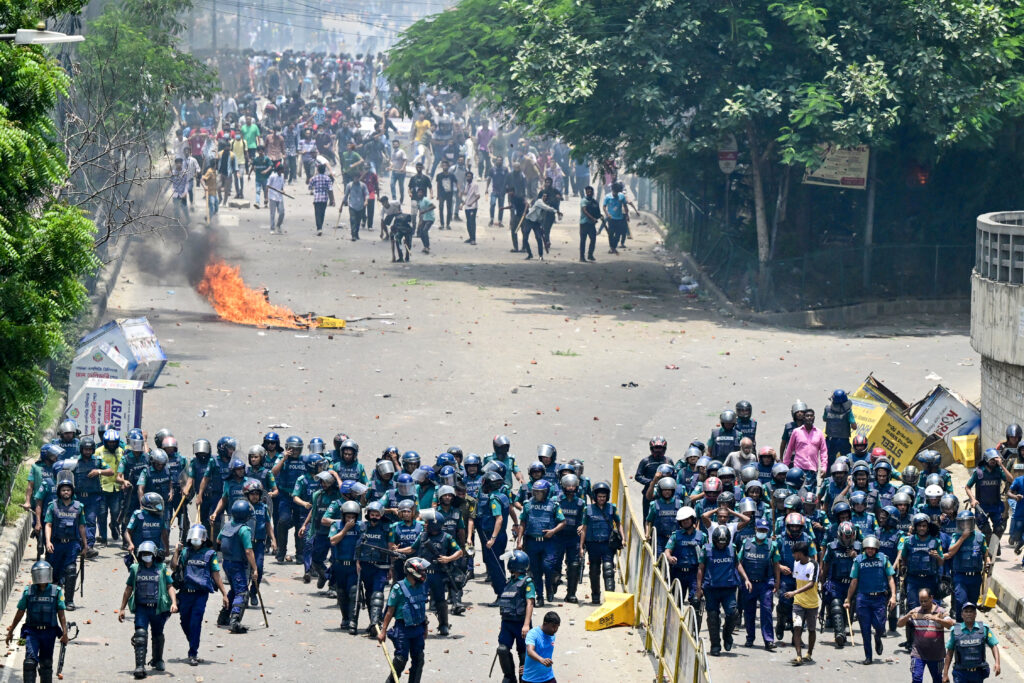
641,210,970,328
989,570,1024,629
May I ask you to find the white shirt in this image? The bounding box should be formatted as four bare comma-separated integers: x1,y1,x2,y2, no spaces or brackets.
462,182,480,210
267,173,285,204
391,148,407,173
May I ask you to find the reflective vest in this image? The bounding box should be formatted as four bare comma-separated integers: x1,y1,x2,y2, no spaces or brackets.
905,535,940,576
50,500,83,540
702,543,739,588
73,456,103,494
357,520,391,566
585,503,615,543
951,623,990,669
524,500,557,539
220,522,246,563
710,428,739,461
823,404,852,439
826,540,860,584
951,532,986,574
498,576,530,620
396,580,427,625
182,547,217,592
853,553,888,593
669,529,704,568
135,565,161,604
739,537,773,581
25,585,60,627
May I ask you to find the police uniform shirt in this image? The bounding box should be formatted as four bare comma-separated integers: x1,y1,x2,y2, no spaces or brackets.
945,622,998,666
16,584,66,616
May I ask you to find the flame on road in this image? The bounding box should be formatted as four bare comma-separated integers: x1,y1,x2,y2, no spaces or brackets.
197,259,311,329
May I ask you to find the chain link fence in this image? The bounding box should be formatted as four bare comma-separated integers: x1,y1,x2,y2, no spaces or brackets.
634,177,972,310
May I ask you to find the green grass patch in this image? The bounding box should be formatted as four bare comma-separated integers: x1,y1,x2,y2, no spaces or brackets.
4,389,63,523
551,349,580,357
167,361,182,368
622,303,634,310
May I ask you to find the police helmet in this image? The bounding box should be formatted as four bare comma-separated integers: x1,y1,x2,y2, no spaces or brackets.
366,501,384,517
703,477,722,493
571,459,585,476
560,474,580,492
591,481,611,499
901,465,920,486
31,560,53,585
285,435,304,452
735,400,752,419
718,466,736,483
193,438,212,457
217,436,238,458
492,435,511,455
437,485,456,500
892,492,913,507
405,557,431,582
230,499,253,522
783,494,800,511
838,521,856,540
832,389,848,406
738,497,758,515
677,507,697,523
464,454,482,470
150,449,169,467
243,478,264,495
482,472,504,494
711,525,731,546
186,524,208,546
137,541,158,562
154,428,173,448
939,494,959,515
1007,423,1023,440
791,401,808,418
531,480,551,501
376,459,396,478
849,491,868,508
862,535,880,550
537,443,557,462
55,470,75,493
307,437,325,455
719,410,737,427
881,505,899,529
127,429,145,453
956,509,975,533
786,467,805,488
141,492,164,513
718,491,736,508
262,431,281,450
507,550,530,573
341,500,362,517
438,465,457,487
832,501,852,518
657,477,677,493
771,462,789,479
59,420,78,438
912,513,931,528
740,464,759,484
316,471,336,486
397,499,416,513
79,435,96,455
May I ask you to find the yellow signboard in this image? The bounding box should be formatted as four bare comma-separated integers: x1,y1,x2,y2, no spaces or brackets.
850,397,927,470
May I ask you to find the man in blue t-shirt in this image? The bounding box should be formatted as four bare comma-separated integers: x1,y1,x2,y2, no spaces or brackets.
1008,472,1024,555
601,182,628,254
524,611,560,683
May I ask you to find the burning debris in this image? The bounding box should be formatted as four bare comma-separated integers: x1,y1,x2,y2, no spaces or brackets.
197,259,344,330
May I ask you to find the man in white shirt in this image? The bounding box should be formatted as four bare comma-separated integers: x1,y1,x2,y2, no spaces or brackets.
389,139,407,204
461,171,480,245
267,163,286,234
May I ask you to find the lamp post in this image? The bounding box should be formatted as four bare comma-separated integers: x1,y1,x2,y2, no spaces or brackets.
0,22,85,45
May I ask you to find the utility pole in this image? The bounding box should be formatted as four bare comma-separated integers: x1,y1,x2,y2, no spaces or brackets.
212,0,218,52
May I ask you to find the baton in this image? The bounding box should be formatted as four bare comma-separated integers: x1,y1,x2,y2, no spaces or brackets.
847,605,857,648
78,551,85,597
489,649,498,678
255,582,269,628
379,636,401,682
57,622,79,677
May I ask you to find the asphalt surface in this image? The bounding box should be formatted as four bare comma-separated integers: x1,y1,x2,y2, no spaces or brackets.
2,179,1013,682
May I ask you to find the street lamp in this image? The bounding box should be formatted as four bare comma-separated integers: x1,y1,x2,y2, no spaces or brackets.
0,22,84,45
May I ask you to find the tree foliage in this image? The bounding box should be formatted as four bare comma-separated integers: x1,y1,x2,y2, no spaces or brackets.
0,33,99,466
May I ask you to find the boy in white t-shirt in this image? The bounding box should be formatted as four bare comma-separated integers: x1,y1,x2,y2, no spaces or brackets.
784,541,820,665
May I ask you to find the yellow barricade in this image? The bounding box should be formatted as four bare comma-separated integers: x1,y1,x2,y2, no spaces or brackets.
610,456,711,683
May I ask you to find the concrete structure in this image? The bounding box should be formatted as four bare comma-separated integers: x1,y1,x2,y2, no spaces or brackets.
971,211,1024,446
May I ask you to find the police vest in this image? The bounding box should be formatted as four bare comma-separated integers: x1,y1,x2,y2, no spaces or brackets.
827,540,860,584
710,428,739,461
53,438,79,458
135,565,161,604
335,459,362,482
223,476,246,505
652,498,682,545
25,585,60,627
951,623,990,669
756,463,775,486
464,474,482,501
247,466,273,493
525,500,557,539
393,521,423,548
331,524,360,562
248,503,270,542
132,510,165,547
873,483,897,511
437,505,462,538
183,548,217,593
498,576,530,620
905,535,940,576
973,467,1003,506
739,537,773,581
311,491,339,536
124,453,148,488
74,457,103,494
778,532,813,570
558,496,585,534
702,544,739,588
220,522,247,563
479,494,510,535
585,503,615,543
51,500,83,539
396,580,427,625
736,418,757,442
854,553,888,593
277,456,306,490
670,529,704,568
144,466,171,500
823,405,851,439
167,455,186,491
205,456,231,497
371,476,394,502
952,532,986,574
878,528,901,562
851,512,876,537
357,521,391,566
417,531,452,565
542,464,560,489
191,458,210,494
895,512,914,535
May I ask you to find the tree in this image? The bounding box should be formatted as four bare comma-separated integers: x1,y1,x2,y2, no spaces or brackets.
388,0,1024,299
0,15,99,477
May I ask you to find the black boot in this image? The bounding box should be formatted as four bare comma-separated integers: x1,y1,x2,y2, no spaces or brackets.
229,604,248,634
451,586,466,615
150,633,165,671
831,603,848,648
386,655,407,683
367,591,385,637
545,575,557,603
437,602,450,636
723,611,737,652
217,606,230,626
339,587,352,630
408,651,424,683
23,658,38,683
496,644,516,683
37,660,52,683
589,566,602,605
565,564,580,603
133,628,148,679
348,586,360,636
63,571,77,611
707,612,722,656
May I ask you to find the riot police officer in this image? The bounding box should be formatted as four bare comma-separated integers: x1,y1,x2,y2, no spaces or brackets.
485,435,524,488
389,500,426,585
43,472,87,612
51,420,80,458
357,501,394,636
635,437,672,518
942,602,1001,683
517,481,565,606
378,557,432,683
663,507,704,616
302,470,342,589
27,444,62,558
138,449,173,524
270,436,307,562
944,510,991,622
435,485,469,613
735,400,757,442
185,439,214,541
72,436,109,557
736,517,778,650
579,481,621,605
781,401,808,455
479,471,515,599
697,526,740,656
965,449,1012,550
328,500,364,634
823,390,856,465
170,524,227,666
244,479,274,607
124,492,169,569
217,500,259,634
411,510,463,636
554,474,585,603
334,439,369,483
820,521,860,647
645,477,682,557
117,540,178,679
708,412,741,463
846,536,897,665
118,430,150,546
161,437,189,531
196,436,237,541
495,550,536,683
6,560,69,683
371,458,398,504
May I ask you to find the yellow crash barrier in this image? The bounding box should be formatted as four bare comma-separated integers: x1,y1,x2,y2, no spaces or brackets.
585,591,635,631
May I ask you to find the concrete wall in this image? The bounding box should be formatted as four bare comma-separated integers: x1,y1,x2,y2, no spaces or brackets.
972,271,1024,447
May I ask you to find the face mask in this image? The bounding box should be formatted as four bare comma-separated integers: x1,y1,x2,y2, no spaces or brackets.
190,539,203,548
140,554,154,564
755,531,768,541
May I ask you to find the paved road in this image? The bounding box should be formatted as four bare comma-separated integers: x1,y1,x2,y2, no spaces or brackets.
0,182,1002,682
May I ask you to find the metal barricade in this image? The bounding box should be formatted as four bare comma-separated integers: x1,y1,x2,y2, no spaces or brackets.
610,456,711,683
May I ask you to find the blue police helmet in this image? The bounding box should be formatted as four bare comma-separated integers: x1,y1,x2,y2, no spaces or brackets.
785,467,805,487
230,499,254,522
832,389,848,405
507,549,530,573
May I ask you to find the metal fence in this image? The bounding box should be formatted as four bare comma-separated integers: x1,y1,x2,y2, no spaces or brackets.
611,456,711,683
636,177,972,310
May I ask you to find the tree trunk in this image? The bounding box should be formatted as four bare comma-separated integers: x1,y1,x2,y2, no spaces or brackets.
747,124,771,305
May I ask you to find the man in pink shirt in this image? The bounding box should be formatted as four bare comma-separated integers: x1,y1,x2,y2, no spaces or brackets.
783,408,828,487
